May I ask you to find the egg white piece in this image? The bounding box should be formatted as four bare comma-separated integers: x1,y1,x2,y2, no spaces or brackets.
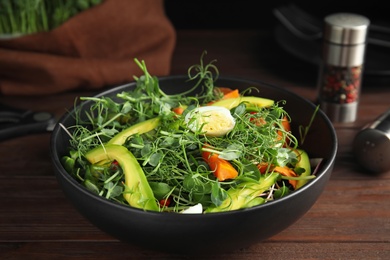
181,203,203,214
184,106,236,137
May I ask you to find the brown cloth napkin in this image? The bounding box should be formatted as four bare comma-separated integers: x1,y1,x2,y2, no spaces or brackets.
0,0,176,96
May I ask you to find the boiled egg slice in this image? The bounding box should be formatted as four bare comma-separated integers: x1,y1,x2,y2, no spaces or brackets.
181,203,203,214
184,106,236,137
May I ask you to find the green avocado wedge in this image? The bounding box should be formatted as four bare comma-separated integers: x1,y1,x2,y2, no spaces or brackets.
205,172,279,213
108,117,161,145
85,144,159,211
211,96,274,110
294,149,312,189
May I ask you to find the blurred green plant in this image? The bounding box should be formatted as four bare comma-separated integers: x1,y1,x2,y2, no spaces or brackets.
0,0,103,35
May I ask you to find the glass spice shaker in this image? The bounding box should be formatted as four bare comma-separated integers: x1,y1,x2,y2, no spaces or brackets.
317,13,370,123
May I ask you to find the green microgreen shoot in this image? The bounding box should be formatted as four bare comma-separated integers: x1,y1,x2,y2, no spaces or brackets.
299,105,320,145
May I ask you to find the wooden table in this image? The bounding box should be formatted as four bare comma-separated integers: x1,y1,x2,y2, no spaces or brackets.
1,29,389,259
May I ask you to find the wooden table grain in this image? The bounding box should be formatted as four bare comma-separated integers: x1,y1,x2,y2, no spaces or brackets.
1,29,389,260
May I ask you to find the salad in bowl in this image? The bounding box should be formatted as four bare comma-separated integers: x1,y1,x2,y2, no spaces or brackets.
60,54,320,214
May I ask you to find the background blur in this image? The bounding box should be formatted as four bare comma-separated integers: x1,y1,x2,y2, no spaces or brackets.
164,0,387,30
164,0,390,88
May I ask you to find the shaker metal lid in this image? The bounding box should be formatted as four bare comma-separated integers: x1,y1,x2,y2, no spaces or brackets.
324,13,370,45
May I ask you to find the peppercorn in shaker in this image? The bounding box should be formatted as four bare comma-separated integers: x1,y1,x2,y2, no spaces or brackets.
317,13,370,123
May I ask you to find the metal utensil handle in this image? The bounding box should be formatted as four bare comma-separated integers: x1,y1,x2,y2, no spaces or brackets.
0,112,54,141
366,108,390,134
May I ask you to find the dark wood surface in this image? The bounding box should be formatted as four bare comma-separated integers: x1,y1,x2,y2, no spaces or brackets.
1,29,389,259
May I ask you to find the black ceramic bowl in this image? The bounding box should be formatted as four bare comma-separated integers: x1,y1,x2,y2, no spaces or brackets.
50,76,337,254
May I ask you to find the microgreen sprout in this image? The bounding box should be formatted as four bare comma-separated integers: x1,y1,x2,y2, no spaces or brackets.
299,105,320,145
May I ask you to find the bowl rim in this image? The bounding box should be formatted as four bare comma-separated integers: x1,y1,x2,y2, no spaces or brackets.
50,74,338,216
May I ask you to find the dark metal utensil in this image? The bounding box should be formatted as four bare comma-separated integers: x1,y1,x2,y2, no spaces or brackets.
0,104,56,141
353,108,390,173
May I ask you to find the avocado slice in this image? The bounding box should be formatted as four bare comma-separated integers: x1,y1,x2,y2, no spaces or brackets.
108,117,161,145
294,149,312,189
85,144,159,211
211,96,274,110
205,172,279,213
